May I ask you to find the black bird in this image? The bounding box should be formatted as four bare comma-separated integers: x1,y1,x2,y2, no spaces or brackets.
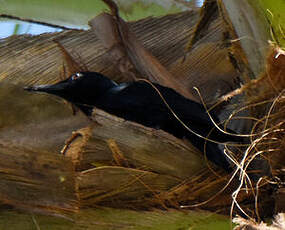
25,71,241,171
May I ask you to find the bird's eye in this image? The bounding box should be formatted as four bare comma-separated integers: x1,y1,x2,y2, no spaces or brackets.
71,72,83,81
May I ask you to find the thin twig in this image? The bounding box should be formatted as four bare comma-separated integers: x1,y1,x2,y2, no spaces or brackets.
31,215,41,230
0,14,80,31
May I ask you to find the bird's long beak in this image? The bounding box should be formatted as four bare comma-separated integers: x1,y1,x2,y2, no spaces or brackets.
24,82,67,95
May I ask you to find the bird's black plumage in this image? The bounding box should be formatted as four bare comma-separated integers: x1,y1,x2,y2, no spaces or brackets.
25,71,242,171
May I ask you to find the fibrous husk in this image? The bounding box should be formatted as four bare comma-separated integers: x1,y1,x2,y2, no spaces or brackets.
221,45,285,219
243,45,285,172
233,213,285,230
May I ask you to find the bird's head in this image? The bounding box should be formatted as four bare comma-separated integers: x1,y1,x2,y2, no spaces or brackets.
24,72,117,106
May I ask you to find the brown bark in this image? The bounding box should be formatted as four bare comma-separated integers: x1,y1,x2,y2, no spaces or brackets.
64,110,205,178
0,143,77,217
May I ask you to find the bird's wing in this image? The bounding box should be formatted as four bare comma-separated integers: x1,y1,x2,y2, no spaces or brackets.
97,82,216,131
96,82,171,128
